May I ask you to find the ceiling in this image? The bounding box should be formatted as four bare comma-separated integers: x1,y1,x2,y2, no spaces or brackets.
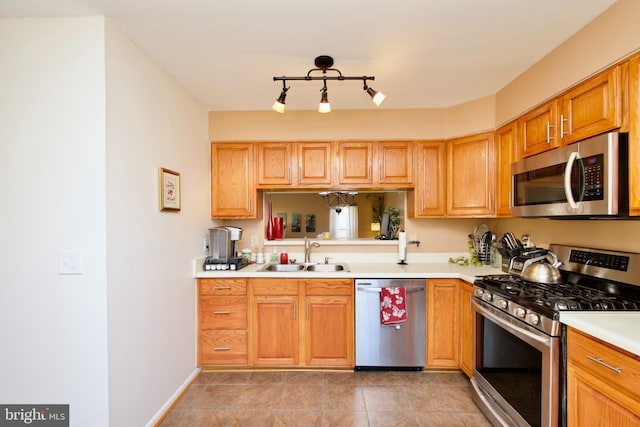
1,0,618,112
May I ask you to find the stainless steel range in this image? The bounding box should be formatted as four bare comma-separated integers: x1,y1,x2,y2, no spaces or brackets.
471,243,640,427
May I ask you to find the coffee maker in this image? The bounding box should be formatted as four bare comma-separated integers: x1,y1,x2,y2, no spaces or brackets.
204,226,248,271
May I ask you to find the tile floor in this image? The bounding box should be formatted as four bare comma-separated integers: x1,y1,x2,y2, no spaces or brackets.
158,370,492,427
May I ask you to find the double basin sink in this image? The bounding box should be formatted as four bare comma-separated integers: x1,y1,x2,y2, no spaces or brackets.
258,263,349,273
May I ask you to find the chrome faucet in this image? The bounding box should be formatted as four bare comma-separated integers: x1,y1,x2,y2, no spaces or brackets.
304,236,321,264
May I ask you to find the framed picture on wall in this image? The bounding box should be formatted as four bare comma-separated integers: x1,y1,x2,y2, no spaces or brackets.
291,213,301,232
306,214,316,232
159,167,181,211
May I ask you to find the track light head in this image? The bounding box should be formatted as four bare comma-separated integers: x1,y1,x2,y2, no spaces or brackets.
364,83,386,106
272,83,289,113
318,84,331,113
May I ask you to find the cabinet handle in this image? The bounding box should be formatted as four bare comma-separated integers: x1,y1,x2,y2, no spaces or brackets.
306,304,309,320
214,286,232,290
213,347,231,351
560,114,569,137
508,191,512,210
586,355,622,374
213,311,231,315
293,303,297,320
546,121,554,143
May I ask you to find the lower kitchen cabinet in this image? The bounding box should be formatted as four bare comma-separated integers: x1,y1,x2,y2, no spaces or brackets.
197,278,248,366
305,280,354,367
250,279,300,366
426,279,460,368
567,327,640,426
458,281,474,377
250,278,354,368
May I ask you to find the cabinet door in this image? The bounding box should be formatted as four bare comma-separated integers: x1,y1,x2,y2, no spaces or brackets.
410,141,446,217
427,279,459,367
567,328,640,426
495,122,517,217
559,67,621,145
458,282,474,377
567,365,640,426
447,132,495,217
518,100,558,158
251,295,299,366
376,141,414,186
257,142,294,187
305,295,354,367
297,142,334,187
211,143,261,218
336,142,373,186
627,56,640,216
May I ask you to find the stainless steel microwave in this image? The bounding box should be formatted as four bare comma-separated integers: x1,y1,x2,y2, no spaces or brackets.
511,132,628,217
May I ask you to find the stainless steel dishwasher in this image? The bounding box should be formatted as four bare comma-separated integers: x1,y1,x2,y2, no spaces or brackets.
355,279,426,369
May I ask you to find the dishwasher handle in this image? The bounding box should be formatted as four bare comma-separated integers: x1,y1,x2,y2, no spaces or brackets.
357,286,425,293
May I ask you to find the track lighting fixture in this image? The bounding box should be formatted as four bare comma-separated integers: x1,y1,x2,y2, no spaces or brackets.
273,55,385,113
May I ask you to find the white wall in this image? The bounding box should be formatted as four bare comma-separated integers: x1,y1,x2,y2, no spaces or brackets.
0,16,210,427
104,20,210,426
0,17,110,425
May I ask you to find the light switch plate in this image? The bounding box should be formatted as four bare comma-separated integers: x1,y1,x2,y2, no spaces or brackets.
59,250,83,275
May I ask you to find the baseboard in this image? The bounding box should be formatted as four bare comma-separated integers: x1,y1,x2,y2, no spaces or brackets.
146,367,201,427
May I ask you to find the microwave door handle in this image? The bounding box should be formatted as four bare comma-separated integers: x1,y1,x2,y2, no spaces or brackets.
564,151,580,209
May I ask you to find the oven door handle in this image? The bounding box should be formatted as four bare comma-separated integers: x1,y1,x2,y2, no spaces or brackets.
473,299,552,349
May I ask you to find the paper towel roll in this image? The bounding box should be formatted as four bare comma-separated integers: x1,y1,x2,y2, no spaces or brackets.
398,231,407,262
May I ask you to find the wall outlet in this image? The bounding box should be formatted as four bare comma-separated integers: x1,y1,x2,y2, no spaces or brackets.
203,235,210,255
59,250,83,275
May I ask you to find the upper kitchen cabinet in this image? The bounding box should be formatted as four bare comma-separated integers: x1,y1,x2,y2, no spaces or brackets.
495,121,517,217
257,142,295,187
558,65,623,145
297,142,334,187
211,143,262,218
630,55,640,216
375,141,414,186
408,141,446,217
518,100,558,158
447,132,495,217
336,142,373,186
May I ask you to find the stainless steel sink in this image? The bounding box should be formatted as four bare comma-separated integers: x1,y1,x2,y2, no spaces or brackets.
305,263,348,272
259,264,305,272
258,263,349,272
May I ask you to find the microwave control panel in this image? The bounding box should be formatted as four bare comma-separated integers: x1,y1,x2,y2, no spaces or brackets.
582,154,604,200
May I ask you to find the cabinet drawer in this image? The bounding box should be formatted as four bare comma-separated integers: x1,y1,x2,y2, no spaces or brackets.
199,296,247,329
199,330,247,365
305,279,353,296
199,279,247,296
251,278,299,295
568,328,640,399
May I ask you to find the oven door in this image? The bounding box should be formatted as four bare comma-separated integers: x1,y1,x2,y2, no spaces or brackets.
471,299,560,427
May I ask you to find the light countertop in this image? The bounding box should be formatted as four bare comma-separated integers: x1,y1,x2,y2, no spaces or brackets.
193,258,503,284
560,312,640,357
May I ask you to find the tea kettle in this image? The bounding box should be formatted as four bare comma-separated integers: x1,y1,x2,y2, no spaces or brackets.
521,251,563,284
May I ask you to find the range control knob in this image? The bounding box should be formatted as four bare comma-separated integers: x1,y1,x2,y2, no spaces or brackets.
497,299,508,309
474,289,484,298
515,307,526,318
526,313,540,326
482,292,493,302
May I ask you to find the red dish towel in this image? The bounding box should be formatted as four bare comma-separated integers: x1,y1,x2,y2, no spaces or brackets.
380,287,407,325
